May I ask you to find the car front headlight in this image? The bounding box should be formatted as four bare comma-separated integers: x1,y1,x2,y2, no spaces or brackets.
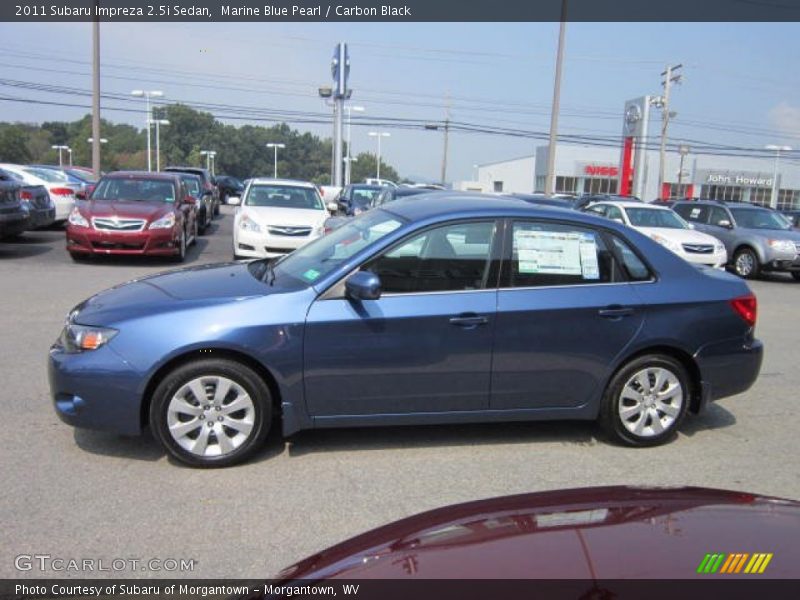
59,323,118,353
68,207,89,228
149,212,176,230
239,214,261,232
767,239,796,253
714,242,726,254
650,233,681,253
353,207,363,215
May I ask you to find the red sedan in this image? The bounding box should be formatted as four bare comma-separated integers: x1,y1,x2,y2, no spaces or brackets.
66,171,198,262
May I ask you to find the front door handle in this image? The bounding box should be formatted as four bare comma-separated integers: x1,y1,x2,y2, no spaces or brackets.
449,314,489,327
598,306,634,319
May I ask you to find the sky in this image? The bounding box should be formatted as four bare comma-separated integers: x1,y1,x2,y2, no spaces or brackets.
0,20,798,181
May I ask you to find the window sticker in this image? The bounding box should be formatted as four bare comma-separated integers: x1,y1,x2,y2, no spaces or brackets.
579,236,600,280
690,207,702,219
515,230,587,276
302,268,321,281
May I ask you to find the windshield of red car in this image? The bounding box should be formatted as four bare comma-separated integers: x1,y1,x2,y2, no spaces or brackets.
91,178,177,203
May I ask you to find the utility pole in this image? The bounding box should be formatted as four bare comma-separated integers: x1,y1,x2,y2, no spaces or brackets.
91,6,101,179
657,64,683,199
545,0,568,196
440,94,450,186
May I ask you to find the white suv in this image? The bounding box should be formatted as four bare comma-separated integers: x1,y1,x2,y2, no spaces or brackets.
231,179,330,259
584,200,727,269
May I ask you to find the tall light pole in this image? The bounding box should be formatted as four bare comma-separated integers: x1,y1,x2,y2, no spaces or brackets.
266,143,286,178
67,148,73,167
51,145,70,167
345,105,364,185
131,90,163,171
545,0,568,196
91,6,101,179
148,119,169,171
766,144,792,209
368,132,390,179
677,144,690,188
200,150,217,176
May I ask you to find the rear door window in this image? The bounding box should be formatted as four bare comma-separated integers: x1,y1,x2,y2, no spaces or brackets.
674,204,709,223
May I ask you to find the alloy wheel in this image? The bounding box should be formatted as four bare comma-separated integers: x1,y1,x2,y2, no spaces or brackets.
735,252,755,277
618,367,683,438
166,376,256,458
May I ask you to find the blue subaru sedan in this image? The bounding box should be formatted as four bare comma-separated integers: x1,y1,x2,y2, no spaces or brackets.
49,194,763,467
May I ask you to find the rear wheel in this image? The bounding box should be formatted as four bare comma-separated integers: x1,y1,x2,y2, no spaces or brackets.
198,207,208,235
149,359,272,467
792,272,800,282
733,247,760,279
599,355,689,447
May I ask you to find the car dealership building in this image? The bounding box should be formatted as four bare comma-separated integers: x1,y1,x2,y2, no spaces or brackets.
457,143,800,211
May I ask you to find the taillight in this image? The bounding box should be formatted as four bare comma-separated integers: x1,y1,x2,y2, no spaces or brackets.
20,190,32,200
730,293,757,328
51,187,74,196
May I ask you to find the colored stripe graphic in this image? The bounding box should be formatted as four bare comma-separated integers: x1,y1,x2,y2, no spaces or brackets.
697,552,772,574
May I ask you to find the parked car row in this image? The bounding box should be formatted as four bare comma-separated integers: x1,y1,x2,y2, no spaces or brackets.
0,168,56,238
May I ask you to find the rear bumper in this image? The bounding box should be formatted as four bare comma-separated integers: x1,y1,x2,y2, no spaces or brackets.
66,225,181,256
27,206,56,229
694,336,764,410
0,210,29,236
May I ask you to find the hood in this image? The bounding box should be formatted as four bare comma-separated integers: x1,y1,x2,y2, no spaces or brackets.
242,206,328,227
274,486,800,580
72,262,281,326
636,227,721,246
80,199,173,221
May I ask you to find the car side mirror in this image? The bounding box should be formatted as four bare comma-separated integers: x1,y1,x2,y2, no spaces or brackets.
687,223,695,229
228,196,241,206
612,217,625,224
345,271,381,301
326,201,338,213
75,190,86,200
718,219,732,229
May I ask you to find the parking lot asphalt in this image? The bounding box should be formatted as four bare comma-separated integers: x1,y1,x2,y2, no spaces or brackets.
1,206,799,578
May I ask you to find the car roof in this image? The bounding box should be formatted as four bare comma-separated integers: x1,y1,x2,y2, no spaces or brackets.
349,184,384,190
383,192,607,224
104,170,180,181
592,200,669,210
248,178,317,188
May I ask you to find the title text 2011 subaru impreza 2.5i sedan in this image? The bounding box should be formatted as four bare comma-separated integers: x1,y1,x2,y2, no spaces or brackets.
49,194,764,467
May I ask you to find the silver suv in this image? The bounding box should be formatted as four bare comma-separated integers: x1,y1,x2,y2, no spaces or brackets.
673,200,800,280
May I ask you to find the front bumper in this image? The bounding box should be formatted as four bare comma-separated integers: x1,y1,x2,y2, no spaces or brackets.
48,342,145,435
67,225,181,256
694,336,764,410
680,249,727,269
234,227,321,258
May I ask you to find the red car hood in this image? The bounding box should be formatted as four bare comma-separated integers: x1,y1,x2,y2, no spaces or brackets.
79,199,173,221
275,486,800,580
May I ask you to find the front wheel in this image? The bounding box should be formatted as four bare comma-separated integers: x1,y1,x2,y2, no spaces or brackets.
791,272,800,282
732,247,760,279
172,228,186,263
599,355,689,447
149,359,272,467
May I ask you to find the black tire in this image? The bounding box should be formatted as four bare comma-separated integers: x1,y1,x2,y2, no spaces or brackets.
792,272,800,282
69,252,90,262
198,207,208,235
190,217,198,247
149,359,273,468
732,247,760,279
599,354,690,447
213,199,220,216
172,228,186,263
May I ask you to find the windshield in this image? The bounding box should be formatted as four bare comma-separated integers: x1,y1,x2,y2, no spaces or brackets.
181,176,202,198
625,207,688,229
91,178,177,203
730,208,791,230
263,210,405,285
24,167,69,183
245,184,324,210
351,187,383,207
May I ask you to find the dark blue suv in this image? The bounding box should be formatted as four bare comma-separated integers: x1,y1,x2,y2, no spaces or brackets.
49,194,763,466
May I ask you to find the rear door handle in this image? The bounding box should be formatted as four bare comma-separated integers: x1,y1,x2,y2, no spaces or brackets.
598,306,634,319
449,314,489,327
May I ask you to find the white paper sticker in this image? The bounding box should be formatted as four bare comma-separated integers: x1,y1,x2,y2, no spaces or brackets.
515,229,600,279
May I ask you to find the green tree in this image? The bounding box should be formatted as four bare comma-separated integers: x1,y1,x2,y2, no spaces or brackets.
0,124,33,163
349,152,399,184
